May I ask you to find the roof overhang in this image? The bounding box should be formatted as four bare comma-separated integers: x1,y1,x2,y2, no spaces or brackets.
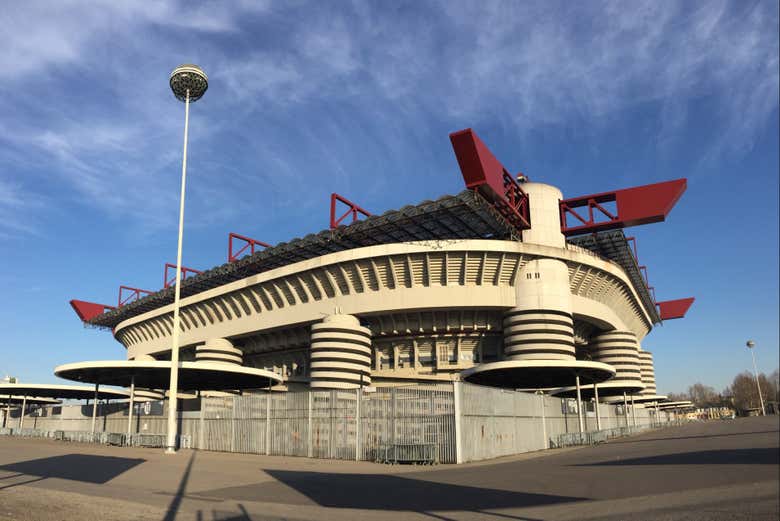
461,360,615,389
0,383,129,401
54,360,283,391
550,380,645,399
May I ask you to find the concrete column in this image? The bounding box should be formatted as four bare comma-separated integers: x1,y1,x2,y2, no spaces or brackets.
307,391,313,458
355,388,361,461
504,259,575,362
623,392,629,428
594,383,601,430
91,383,100,434
453,381,463,463
19,396,27,429
575,375,584,434
631,394,637,427
265,384,271,456
127,376,135,441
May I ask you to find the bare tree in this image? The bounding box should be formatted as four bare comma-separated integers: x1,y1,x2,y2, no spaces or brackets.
730,371,777,414
687,383,719,407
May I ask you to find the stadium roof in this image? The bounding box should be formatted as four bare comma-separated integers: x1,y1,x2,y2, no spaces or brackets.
84,189,660,329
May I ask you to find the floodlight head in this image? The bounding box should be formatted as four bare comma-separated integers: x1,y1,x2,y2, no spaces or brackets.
746,340,755,349
169,64,208,102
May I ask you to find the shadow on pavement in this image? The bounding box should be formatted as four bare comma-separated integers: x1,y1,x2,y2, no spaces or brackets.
0,453,145,484
576,447,779,466
162,451,196,521
607,429,780,445
201,469,584,514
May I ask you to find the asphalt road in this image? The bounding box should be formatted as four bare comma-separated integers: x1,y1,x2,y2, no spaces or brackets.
0,416,777,521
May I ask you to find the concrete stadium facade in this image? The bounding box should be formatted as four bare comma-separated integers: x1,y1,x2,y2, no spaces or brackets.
103,184,659,394
72,129,691,398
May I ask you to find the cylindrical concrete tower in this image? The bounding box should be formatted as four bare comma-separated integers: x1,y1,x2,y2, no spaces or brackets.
589,331,642,389
520,182,566,248
638,350,657,396
310,314,372,389
503,258,575,361
195,338,243,365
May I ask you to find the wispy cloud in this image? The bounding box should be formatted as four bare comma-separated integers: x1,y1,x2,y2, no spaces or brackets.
0,0,775,239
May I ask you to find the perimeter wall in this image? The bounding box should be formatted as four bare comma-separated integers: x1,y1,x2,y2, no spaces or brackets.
1,382,673,464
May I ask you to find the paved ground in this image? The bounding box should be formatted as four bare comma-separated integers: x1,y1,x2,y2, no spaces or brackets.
0,416,777,521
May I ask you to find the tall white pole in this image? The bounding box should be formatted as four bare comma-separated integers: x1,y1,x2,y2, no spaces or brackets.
20,396,26,429
575,375,584,434
165,90,190,454
750,348,765,416
127,376,135,439
593,384,601,431
623,392,629,428
91,383,100,434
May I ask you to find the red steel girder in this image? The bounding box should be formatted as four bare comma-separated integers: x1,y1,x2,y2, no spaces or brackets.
449,128,530,230
560,179,687,236
228,232,271,262
118,285,153,307
164,263,203,289
657,298,695,320
70,300,115,322
330,193,371,229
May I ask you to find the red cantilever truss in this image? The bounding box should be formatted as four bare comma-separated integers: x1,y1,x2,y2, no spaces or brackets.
330,193,371,229
228,232,271,262
656,298,695,320
164,263,202,289
70,300,115,322
118,285,153,307
560,179,687,236
449,128,530,230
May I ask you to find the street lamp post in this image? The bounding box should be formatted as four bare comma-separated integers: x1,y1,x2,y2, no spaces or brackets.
746,340,765,416
165,64,208,454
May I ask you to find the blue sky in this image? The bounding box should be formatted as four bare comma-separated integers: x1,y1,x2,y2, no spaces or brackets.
0,0,777,394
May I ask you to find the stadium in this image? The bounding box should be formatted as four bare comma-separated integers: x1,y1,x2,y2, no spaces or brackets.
69,128,693,397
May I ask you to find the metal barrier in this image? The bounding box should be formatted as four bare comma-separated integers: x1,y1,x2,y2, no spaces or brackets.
0,383,679,464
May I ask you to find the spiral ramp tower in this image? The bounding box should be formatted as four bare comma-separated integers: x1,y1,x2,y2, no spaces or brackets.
309,314,372,390
461,183,615,390
639,350,656,395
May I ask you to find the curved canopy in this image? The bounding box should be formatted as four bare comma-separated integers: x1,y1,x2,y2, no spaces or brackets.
0,395,61,406
601,394,669,404
550,380,645,399
55,360,283,391
0,383,129,401
657,400,694,410
461,360,615,389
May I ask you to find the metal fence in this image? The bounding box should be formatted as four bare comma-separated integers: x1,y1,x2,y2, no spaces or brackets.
1,382,676,464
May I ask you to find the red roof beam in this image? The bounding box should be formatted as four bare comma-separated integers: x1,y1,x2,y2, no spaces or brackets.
657,298,695,320
330,193,371,229
70,300,115,322
164,263,203,289
228,232,271,263
118,285,153,307
449,128,530,230
560,179,687,236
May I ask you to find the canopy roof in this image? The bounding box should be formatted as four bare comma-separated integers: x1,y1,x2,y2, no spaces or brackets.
657,400,694,410
0,383,129,401
550,380,645,399
54,360,283,391
0,395,61,406
602,394,668,404
461,360,615,389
